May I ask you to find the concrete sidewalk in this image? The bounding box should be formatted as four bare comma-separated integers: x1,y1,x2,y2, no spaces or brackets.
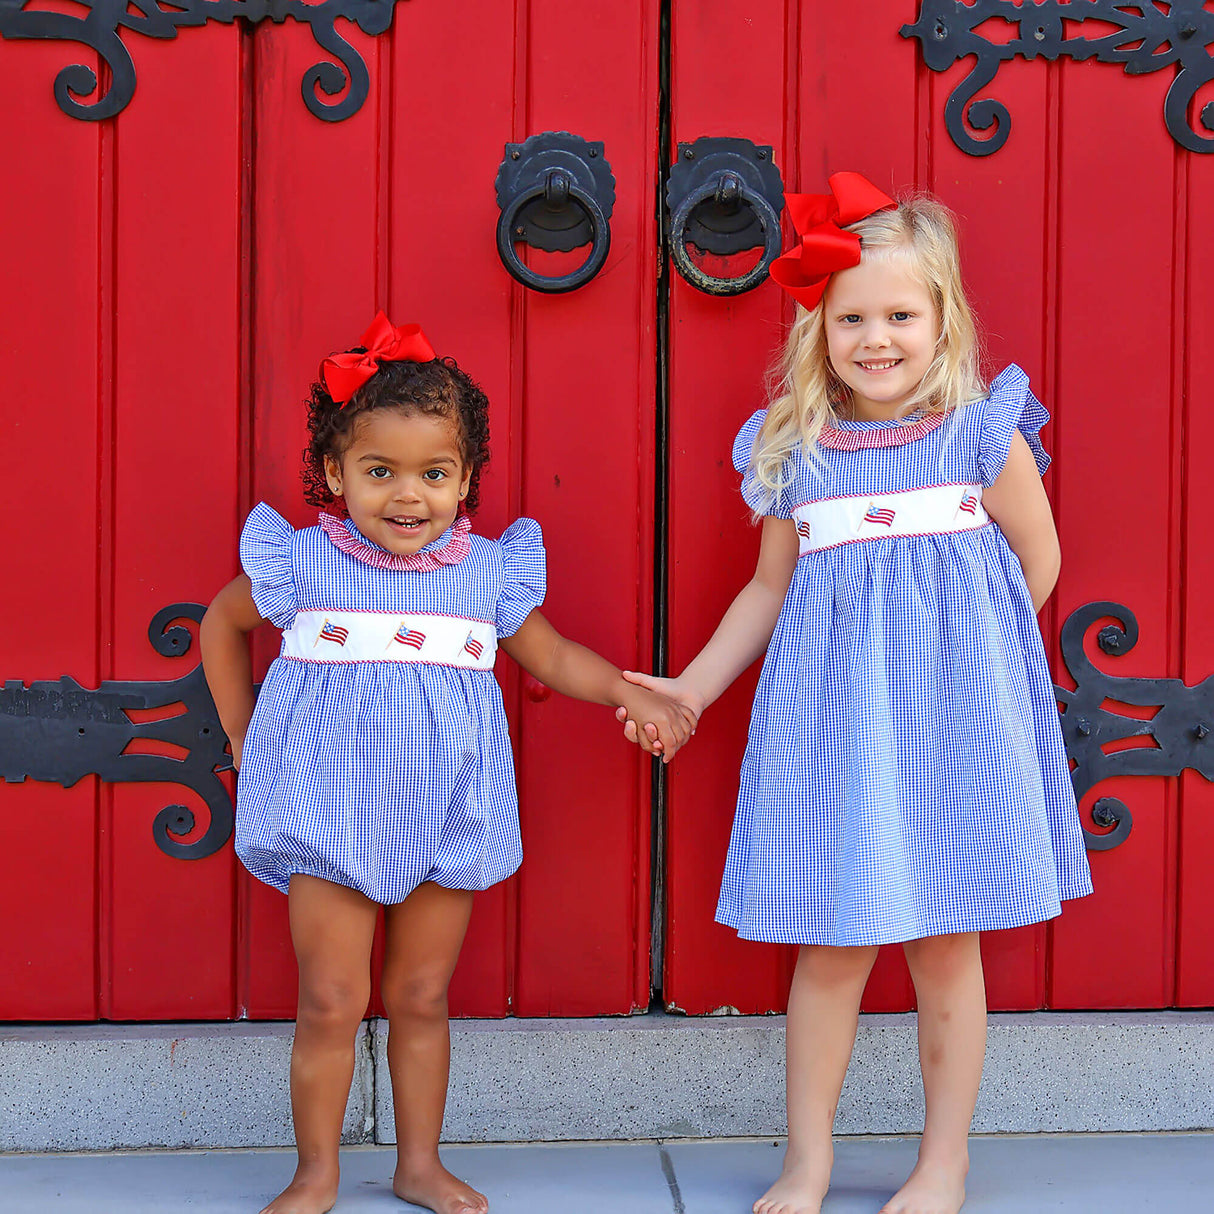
1,1134,1211,1213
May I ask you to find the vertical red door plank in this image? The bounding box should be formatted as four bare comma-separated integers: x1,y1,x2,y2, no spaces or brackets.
245,24,385,1018
928,45,1055,1014
107,31,243,1018
510,0,660,1016
666,0,931,1015
1177,150,1214,1006
794,3,922,1015
386,0,518,1017
1048,60,1178,1009
665,0,799,1014
0,50,101,1020
245,6,660,1019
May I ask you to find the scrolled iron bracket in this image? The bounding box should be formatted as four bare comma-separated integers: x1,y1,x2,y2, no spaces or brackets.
0,604,235,860
6,597,1207,862
0,0,408,122
901,1,1214,156
1055,601,1214,851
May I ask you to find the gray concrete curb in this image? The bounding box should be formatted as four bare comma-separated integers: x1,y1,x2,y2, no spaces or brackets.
3,1011,1212,1151
396,1010,1214,1142
0,1023,373,1152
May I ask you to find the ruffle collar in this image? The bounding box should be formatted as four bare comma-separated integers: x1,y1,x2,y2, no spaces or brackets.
318,511,472,572
818,410,947,450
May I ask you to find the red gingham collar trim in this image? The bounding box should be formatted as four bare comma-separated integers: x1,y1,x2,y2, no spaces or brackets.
817,411,946,450
318,511,472,572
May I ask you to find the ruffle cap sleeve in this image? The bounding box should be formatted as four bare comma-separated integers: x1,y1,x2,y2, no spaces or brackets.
495,517,547,638
733,409,792,519
977,363,1052,487
239,503,298,629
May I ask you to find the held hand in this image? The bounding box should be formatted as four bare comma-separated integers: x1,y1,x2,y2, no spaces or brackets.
614,672,701,764
613,708,659,752
615,712,698,758
616,670,705,749
229,735,244,772
615,687,697,763
621,669,706,718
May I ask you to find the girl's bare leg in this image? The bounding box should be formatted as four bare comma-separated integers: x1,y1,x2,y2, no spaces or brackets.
262,876,379,1214
381,882,486,1214
881,931,986,1214
755,944,879,1214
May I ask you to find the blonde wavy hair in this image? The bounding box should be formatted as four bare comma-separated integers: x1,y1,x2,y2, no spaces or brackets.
750,193,985,510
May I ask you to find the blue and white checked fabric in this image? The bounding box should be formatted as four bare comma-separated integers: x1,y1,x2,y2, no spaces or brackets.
718,364,1093,946
235,505,546,904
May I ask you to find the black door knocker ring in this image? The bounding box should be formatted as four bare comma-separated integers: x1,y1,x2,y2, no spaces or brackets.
495,132,616,294
665,137,785,297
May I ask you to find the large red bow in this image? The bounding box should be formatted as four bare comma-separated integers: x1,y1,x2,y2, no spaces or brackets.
321,311,436,404
769,172,897,310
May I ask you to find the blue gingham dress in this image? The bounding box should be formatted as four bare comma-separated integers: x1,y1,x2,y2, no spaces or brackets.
717,364,1093,946
235,505,545,903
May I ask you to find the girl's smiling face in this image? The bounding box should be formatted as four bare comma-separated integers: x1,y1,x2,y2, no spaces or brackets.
824,253,939,421
324,409,472,555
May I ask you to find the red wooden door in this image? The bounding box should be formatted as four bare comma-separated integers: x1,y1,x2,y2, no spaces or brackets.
0,3,659,1020
663,0,1214,1015
3,2,1212,1023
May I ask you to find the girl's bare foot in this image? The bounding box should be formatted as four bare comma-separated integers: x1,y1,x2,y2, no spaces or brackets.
394,1160,488,1214
753,1144,832,1214
259,1164,339,1214
879,1155,968,1214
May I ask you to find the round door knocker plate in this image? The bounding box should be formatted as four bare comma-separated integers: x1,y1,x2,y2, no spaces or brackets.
666,137,785,296
495,132,616,294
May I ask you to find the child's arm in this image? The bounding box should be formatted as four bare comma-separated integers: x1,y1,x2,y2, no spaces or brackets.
619,516,799,722
498,609,698,763
981,430,1062,612
199,574,267,770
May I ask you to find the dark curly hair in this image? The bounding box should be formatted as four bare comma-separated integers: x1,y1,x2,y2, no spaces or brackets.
302,354,492,513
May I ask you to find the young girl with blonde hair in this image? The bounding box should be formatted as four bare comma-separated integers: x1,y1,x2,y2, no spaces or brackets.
623,174,1091,1214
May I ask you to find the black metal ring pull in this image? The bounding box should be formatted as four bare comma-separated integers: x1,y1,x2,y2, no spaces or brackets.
496,176,610,294
666,137,785,297
495,133,616,294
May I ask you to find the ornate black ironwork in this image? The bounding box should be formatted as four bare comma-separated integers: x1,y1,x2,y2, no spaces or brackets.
1055,601,1214,851
0,0,407,122
902,1,1214,155
0,604,234,860
665,137,785,296
5,596,1206,861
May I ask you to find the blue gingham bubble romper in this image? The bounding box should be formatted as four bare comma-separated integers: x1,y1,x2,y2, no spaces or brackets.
234,504,545,904
716,364,1093,946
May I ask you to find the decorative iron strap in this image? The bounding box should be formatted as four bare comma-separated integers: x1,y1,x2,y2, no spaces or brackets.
0,604,234,860
902,1,1214,155
2,600,1208,859
1055,601,1214,850
0,0,408,122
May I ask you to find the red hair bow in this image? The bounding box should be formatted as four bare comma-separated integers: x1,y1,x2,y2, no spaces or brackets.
769,172,897,310
321,311,436,404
